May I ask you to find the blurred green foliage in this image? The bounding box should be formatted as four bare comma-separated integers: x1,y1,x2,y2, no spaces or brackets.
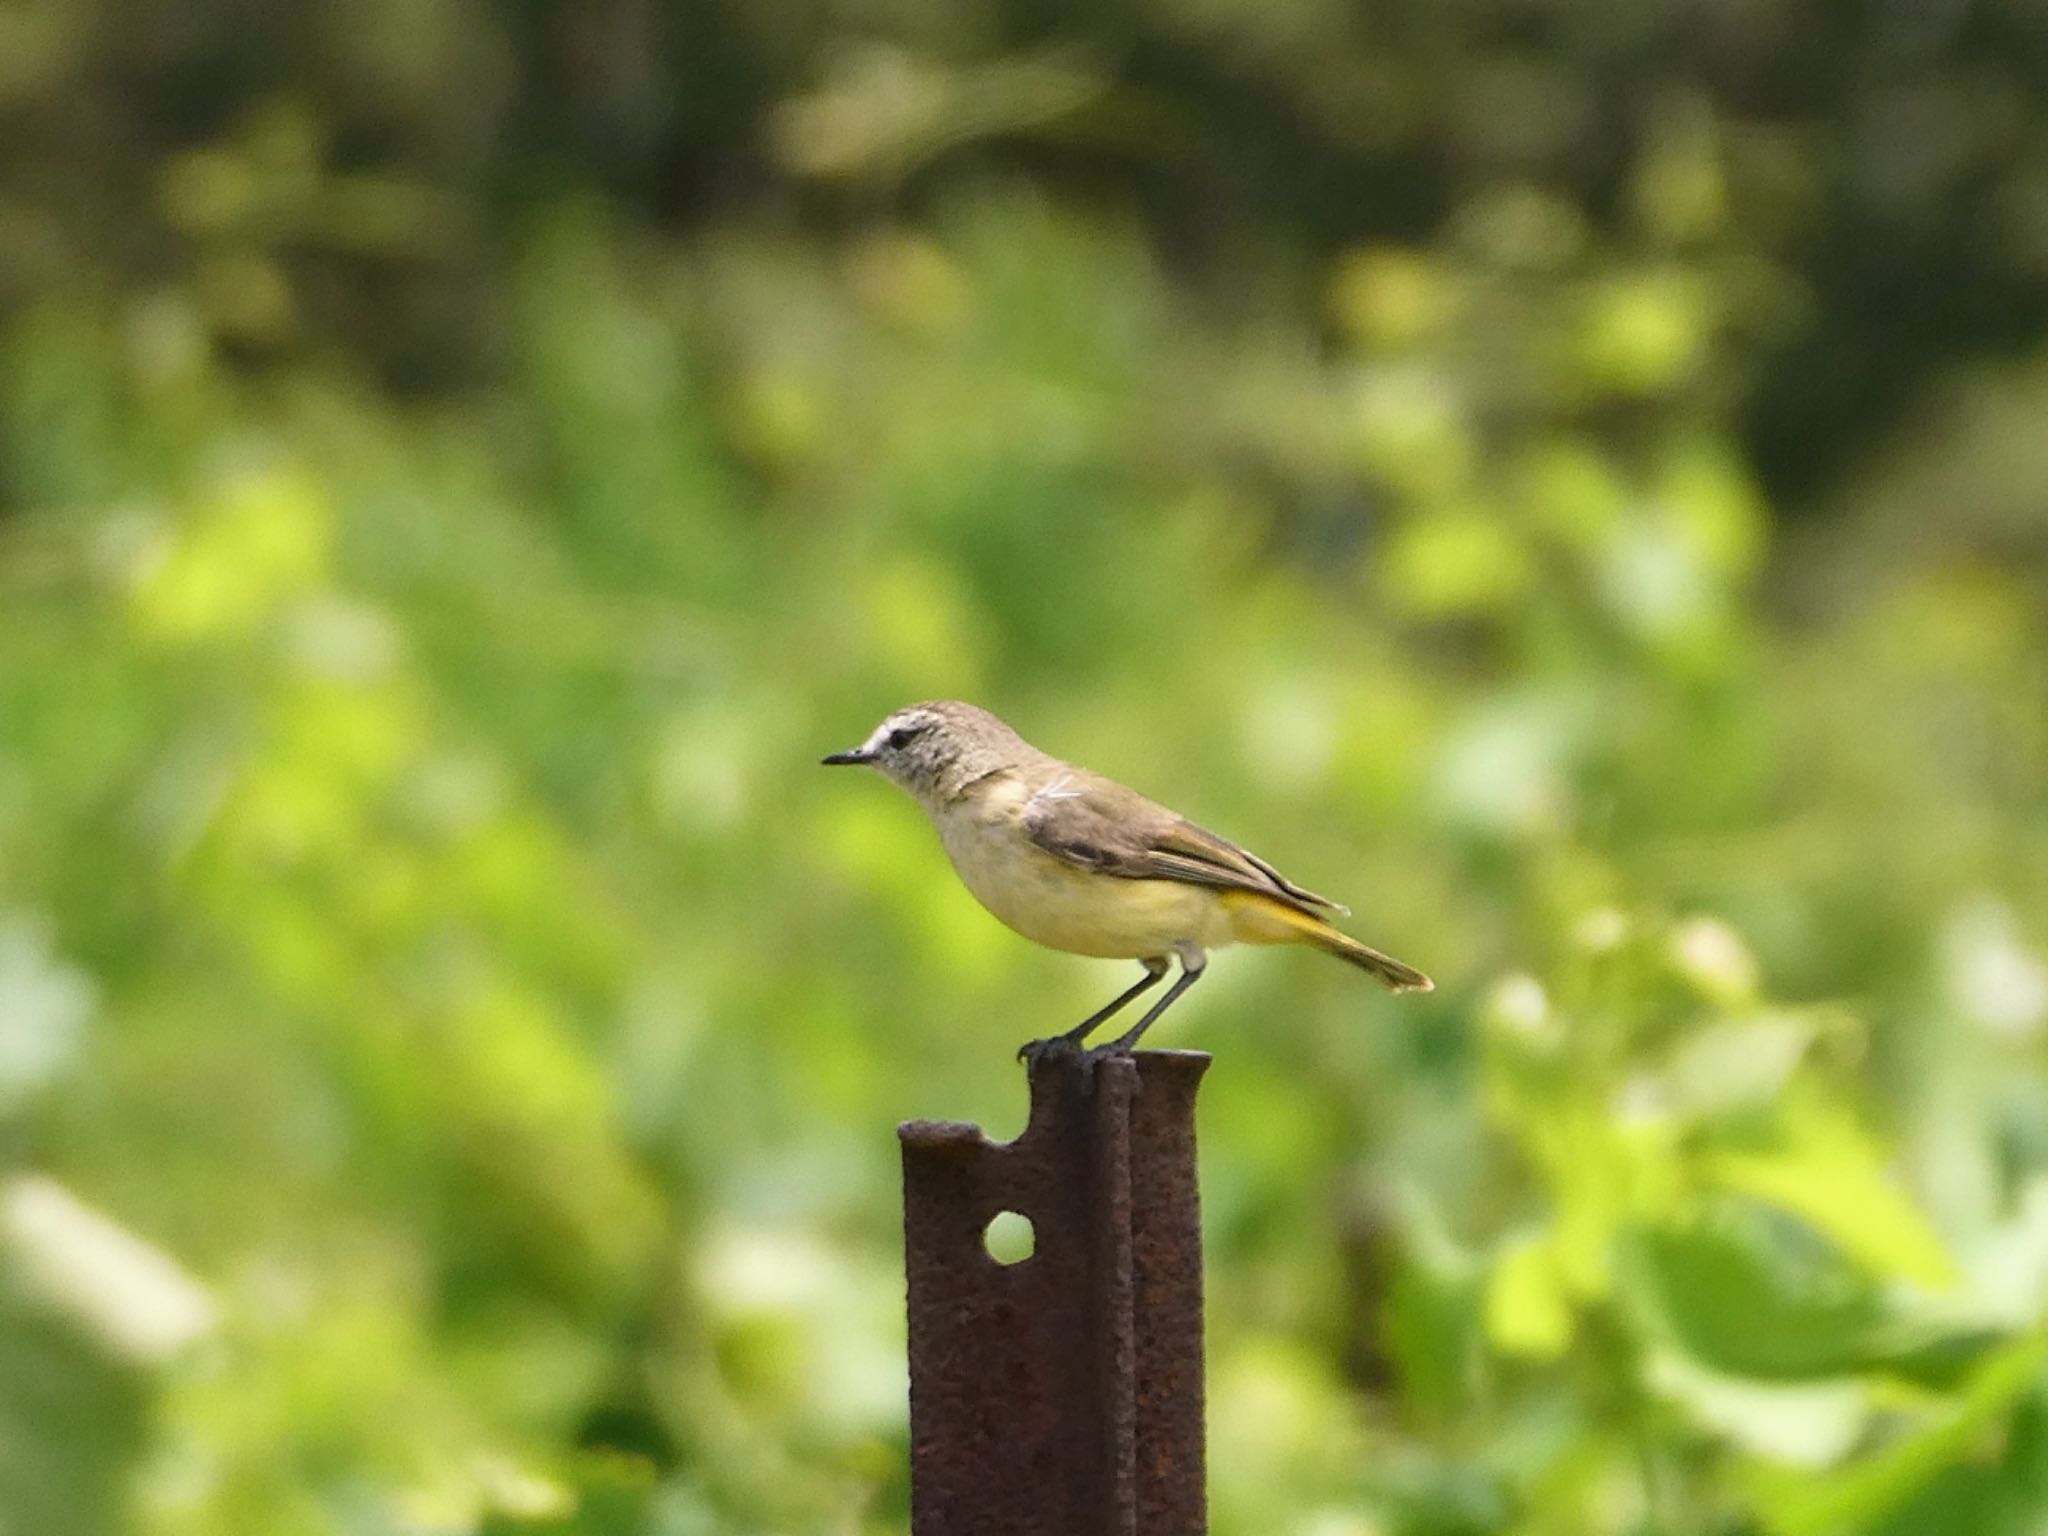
3,2,2048,1534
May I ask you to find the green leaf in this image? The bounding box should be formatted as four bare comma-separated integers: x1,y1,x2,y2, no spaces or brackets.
480,1453,657,1536
0,1269,147,1536
1868,1383,2048,1536
1706,1108,1956,1289
1626,1211,1885,1381
1750,1333,2048,1536
1385,1248,1484,1421
1648,1350,1867,1467
1484,1233,1575,1360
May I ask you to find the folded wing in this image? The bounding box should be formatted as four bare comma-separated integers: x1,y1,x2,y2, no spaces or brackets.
1020,770,1344,916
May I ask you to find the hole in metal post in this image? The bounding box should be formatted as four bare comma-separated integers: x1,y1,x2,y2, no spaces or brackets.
982,1209,1035,1265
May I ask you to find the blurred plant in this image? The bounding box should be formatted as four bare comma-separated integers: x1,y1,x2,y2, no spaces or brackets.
0,7,2046,1536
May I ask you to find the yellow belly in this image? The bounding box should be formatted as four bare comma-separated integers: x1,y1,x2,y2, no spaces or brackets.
933,799,1232,959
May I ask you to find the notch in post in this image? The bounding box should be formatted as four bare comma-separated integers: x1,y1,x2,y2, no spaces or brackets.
900,1050,1211,1536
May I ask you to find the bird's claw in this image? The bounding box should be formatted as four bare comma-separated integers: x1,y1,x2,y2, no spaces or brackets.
1016,1034,1083,1069
1017,1035,1136,1089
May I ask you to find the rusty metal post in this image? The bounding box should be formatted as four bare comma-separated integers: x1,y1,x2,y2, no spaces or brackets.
900,1049,1211,1535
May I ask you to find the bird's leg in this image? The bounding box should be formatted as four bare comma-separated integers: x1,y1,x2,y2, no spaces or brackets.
1017,958,1170,1064
1088,946,1206,1059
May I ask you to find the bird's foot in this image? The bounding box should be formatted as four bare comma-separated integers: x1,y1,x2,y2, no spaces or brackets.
1018,1034,1139,1092
1016,1033,1084,1071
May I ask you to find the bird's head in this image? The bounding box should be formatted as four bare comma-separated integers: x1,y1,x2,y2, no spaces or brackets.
822,700,1027,802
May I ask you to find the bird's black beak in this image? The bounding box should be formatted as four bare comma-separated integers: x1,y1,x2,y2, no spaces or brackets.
820,747,871,766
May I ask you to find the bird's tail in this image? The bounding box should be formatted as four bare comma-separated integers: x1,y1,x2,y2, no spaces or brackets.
1225,891,1434,993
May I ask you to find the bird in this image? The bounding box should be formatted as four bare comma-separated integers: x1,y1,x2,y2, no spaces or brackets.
821,700,1431,1061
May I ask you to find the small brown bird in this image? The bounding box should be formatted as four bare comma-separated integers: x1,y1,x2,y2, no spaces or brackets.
822,701,1431,1059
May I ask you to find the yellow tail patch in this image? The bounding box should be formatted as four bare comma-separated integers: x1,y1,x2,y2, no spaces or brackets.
1223,891,1434,993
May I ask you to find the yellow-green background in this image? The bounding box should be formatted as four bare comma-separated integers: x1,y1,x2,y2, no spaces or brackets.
4,3,2048,1533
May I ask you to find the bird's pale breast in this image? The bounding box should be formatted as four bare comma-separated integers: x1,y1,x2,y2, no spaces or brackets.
931,778,1231,959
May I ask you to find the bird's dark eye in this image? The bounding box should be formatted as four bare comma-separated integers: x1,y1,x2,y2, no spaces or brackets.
887,724,923,751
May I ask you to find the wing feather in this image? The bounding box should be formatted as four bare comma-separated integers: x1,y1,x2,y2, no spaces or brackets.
1020,772,1342,915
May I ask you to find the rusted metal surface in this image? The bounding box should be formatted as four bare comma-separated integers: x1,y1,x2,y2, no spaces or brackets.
900,1049,1211,1536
